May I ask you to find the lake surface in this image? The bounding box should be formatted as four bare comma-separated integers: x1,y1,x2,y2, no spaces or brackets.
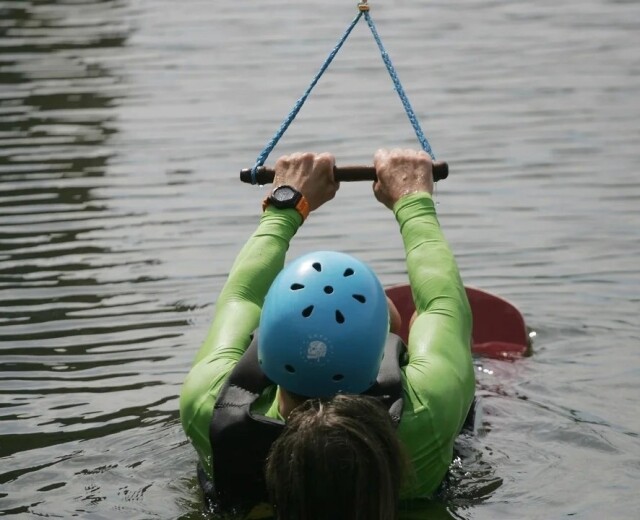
1,0,639,518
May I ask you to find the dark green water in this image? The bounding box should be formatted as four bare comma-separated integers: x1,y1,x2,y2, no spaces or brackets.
1,1,639,518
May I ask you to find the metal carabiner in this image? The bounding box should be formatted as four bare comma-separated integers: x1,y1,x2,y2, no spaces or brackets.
358,0,369,12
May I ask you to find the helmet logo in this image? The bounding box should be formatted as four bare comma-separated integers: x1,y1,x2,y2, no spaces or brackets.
306,340,328,361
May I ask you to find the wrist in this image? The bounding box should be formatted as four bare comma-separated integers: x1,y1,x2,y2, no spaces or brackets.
393,192,434,218
261,205,304,228
262,185,310,222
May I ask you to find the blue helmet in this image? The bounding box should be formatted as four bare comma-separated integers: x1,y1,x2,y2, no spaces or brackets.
258,251,389,398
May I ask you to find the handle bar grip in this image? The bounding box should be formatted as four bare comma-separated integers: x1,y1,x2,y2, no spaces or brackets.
240,161,449,184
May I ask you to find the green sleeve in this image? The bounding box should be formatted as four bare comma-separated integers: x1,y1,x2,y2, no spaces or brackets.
393,193,475,497
179,207,302,476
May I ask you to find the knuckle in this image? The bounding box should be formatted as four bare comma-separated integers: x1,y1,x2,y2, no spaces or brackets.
275,155,290,167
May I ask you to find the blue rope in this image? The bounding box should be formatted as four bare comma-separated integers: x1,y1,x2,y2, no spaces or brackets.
363,12,435,160
250,7,435,184
250,11,363,184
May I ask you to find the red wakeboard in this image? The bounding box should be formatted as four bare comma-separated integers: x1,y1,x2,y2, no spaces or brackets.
385,284,530,360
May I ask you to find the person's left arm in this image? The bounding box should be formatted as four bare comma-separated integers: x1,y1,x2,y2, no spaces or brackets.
194,207,302,365
179,207,302,471
179,152,338,473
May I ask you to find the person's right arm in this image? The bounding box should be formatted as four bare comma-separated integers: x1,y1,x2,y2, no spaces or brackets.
394,192,474,434
373,149,475,495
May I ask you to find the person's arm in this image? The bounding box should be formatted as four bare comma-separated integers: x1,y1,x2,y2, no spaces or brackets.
373,148,472,368
194,207,302,365
179,207,302,473
372,149,474,490
395,192,474,435
179,152,339,475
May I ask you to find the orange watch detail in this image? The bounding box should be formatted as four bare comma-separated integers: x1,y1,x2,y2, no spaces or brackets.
293,195,310,221
262,186,310,222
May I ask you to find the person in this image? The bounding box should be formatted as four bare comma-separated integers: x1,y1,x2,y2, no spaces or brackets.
179,149,475,518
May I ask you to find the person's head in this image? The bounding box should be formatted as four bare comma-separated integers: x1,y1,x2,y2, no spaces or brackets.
258,251,389,398
265,394,407,520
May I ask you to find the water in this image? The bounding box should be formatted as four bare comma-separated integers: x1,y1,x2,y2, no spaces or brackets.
1,0,639,518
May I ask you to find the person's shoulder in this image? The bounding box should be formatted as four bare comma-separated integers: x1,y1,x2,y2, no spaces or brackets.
181,355,236,409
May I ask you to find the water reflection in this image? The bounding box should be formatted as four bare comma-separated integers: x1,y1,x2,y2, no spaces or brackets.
0,1,188,516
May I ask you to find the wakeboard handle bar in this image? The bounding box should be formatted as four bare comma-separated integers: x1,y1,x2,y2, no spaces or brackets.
240,161,448,184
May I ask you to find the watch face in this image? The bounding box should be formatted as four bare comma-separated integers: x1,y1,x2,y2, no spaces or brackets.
270,185,301,209
273,186,296,203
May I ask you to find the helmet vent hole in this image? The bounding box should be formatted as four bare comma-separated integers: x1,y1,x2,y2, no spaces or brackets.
335,310,345,324
291,283,305,290
324,285,334,294
352,294,366,304
343,268,354,277
302,305,314,317
285,364,296,373
332,374,344,382
312,262,322,272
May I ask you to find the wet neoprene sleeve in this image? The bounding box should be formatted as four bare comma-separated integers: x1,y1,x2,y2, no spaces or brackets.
179,207,303,472
393,192,475,497
179,193,474,498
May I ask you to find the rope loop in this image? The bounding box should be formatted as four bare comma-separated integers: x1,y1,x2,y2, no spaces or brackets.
249,1,435,184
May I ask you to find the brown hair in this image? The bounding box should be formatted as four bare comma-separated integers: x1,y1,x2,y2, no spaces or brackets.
265,394,407,520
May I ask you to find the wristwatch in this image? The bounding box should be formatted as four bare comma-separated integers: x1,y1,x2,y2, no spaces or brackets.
262,185,310,221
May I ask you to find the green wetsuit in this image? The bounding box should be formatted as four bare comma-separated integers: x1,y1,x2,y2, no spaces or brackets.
180,192,475,498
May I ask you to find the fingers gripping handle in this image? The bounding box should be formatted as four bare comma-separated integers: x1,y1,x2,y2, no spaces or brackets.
240,161,449,184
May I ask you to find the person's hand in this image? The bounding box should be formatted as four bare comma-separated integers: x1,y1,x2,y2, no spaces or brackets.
273,152,339,212
372,149,433,210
